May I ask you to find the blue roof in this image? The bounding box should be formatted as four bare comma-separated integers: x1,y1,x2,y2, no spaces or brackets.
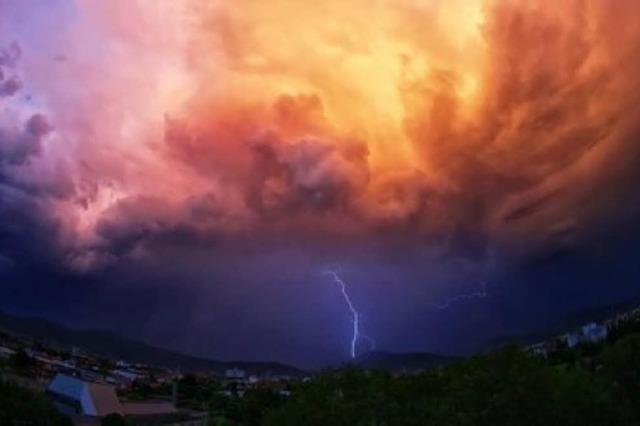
48,374,85,401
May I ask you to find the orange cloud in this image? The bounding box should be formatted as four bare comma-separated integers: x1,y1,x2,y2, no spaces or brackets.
3,0,640,268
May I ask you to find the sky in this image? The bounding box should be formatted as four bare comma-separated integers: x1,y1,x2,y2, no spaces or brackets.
1,0,640,369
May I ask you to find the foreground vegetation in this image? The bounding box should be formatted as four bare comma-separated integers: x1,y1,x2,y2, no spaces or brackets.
203,333,640,425
0,379,72,426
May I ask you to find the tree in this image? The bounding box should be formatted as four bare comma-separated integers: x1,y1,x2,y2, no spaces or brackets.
598,333,640,421
237,387,285,425
0,379,72,426
10,348,35,373
264,346,626,426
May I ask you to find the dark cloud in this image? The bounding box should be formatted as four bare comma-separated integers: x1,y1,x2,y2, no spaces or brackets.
0,75,21,97
0,53,70,272
247,134,369,215
0,41,20,67
0,42,21,97
0,187,63,270
0,113,51,166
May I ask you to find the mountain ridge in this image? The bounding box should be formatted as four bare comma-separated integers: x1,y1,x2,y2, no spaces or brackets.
480,296,640,352
0,310,304,376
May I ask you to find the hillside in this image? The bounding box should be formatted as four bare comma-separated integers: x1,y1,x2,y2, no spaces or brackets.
0,311,303,376
481,296,640,352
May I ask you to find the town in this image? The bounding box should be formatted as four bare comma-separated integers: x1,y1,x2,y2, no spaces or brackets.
3,301,640,425
0,326,304,425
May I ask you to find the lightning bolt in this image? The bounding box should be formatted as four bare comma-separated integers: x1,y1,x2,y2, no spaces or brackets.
324,267,487,357
324,266,373,359
428,281,488,310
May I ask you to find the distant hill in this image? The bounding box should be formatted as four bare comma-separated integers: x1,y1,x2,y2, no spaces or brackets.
0,311,304,376
553,298,640,331
480,332,557,353
480,297,640,352
354,351,456,372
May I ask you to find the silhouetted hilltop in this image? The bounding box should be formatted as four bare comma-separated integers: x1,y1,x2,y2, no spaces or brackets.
0,311,304,376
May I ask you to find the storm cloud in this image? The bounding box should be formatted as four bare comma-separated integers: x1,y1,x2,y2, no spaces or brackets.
1,0,640,366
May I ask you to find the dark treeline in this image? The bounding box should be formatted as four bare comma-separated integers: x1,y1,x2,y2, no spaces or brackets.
230,333,640,425
0,380,72,426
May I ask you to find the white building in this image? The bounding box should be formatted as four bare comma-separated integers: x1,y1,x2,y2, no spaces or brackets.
47,374,122,417
224,367,246,379
582,322,608,343
527,342,549,357
0,345,16,359
111,369,142,382
563,322,608,348
47,374,207,425
564,332,582,348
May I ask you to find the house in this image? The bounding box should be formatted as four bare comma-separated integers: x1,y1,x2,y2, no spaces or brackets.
224,367,246,379
47,374,122,417
0,345,16,359
582,322,607,343
111,368,142,383
564,332,582,348
562,322,608,348
47,374,207,426
527,342,549,358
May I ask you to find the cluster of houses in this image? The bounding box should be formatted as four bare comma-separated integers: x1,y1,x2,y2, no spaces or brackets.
1,329,301,425
40,366,298,425
0,338,171,391
219,367,294,398
527,304,640,358
0,334,203,424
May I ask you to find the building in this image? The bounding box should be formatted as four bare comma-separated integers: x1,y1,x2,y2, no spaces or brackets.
564,332,582,348
582,322,608,343
111,368,142,383
0,345,16,360
527,342,550,358
47,374,122,417
47,374,207,426
224,367,246,379
560,322,608,348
